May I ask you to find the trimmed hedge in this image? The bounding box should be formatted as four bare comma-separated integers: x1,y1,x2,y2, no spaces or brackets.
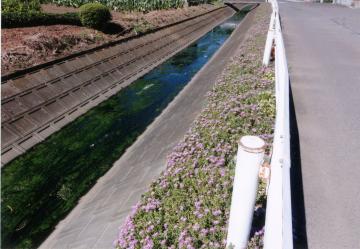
1,3,112,29
79,3,111,29
2,12,81,28
188,0,217,6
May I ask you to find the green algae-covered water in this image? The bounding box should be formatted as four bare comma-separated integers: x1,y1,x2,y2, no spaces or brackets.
1,11,247,249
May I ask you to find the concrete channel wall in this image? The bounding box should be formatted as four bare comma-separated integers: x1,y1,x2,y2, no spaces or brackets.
1,5,248,166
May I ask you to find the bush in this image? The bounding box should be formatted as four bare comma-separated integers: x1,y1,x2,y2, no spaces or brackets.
2,12,81,28
188,0,217,6
79,3,111,29
1,0,83,29
2,0,41,13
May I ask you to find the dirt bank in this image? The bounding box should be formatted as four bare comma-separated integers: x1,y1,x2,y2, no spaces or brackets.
1,4,216,75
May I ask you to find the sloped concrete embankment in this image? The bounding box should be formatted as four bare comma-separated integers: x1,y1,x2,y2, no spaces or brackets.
1,5,241,166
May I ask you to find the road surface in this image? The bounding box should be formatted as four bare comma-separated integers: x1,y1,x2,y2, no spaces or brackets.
280,2,360,248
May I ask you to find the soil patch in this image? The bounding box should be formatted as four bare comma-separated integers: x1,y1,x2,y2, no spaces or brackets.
1,4,216,75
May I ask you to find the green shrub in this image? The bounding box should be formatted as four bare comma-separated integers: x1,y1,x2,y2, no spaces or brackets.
2,0,41,13
1,0,83,29
188,0,217,6
2,12,81,28
79,3,111,29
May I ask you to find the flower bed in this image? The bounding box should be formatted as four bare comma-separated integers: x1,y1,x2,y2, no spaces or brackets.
115,5,273,249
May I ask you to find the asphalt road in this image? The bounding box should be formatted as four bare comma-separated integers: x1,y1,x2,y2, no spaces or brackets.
38,6,264,249
280,2,360,248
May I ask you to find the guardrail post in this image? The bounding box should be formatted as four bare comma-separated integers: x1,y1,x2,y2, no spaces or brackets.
226,136,265,249
262,12,275,66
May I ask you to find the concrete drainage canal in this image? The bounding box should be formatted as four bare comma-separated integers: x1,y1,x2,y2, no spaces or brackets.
1,6,255,249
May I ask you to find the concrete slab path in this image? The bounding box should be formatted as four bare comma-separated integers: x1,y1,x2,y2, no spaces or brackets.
39,7,260,249
280,2,360,248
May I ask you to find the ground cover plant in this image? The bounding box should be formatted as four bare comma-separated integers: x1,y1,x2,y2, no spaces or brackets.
115,5,273,249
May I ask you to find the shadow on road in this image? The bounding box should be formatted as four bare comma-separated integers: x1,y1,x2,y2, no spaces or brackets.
289,84,308,249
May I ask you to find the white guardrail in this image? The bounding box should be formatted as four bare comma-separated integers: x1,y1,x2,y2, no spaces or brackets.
226,0,293,248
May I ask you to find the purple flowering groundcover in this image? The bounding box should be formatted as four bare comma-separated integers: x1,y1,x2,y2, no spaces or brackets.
115,5,274,249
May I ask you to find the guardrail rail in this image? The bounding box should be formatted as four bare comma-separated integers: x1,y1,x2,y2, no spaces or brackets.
226,0,293,248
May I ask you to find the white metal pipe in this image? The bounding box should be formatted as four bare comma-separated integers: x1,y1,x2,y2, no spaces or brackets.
262,12,275,66
263,6,293,248
226,136,265,249
258,1,294,248
277,26,294,249
283,165,293,248
263,160,283,249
